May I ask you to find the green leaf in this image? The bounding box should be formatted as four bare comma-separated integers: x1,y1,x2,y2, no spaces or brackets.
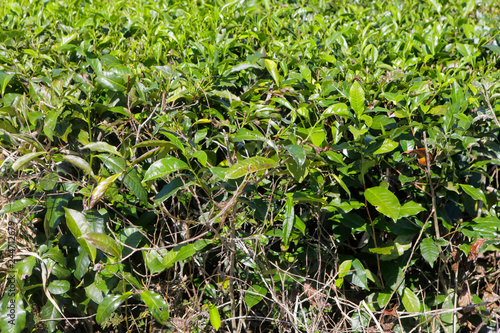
335,259,352,288
373,139,398,155
96,72,126,92
0,292,26,333
89,173,123,208
370,235,412,260
80,232,122,258
264,59,280,86
172,243,196,263
349,81,365,119
285,145,306,167
40,302,61,333
0,198,37,214
144,249,169,274
420,238,440,268
401,288,420,313
286,158,309,183
321,103,349,119
460,184,486,204
132,140,179,151
427,105,448,115
96,292,133,324
282,193,295,250
100,155,148,203
155,178,187,203
364,186,400,221
63,155,94,177
349,259,369,290
399,201,426,218
47,280,70,295
44,194,71,238
63,208,97,262
143,157,189,182
226,62,260,75
83,142,122,157
245,285,267,310
12,151,46,171
74,248,91,280
377,292,392,308
484,44,500,56
208,303,221,331
140,291,169,325
225,157,277,180
0,70,14,96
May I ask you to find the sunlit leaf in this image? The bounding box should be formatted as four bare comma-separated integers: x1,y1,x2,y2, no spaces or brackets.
12,151,46,171
96,292,132,324
141,291,169,324
285,145,306,167
364,186,400,221
83,142,122,157
208,303,221,331
143,157,189,182
349,81,365,119
282,193,295,250
245,285,267,310
225,157,277,180
264,59,280,86
80,232,122,258
89,173,122,208
63,208,96,262
402,288,420,313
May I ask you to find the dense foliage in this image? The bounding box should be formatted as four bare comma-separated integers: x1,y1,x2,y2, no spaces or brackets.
1,0,500,332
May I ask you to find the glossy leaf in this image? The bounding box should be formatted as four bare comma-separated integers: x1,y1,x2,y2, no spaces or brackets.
12,151,46,171
0,293,26,333
63,155,94,177
335,259,352,288
399,201,426,218
140,291,169,324
282,193,295,250
63,208,96,262
100,155,148,203
225,157,277,180
96,292,133,324
82,142,122,157
155,177,187,203
40,302,60,333
322,103,349,119
143,157,189,182
349,81,365,119
80,232,122,258
0,70,14,96
89,173,123,208
264,59,280,86
0,198,37,214
460,184,486,204
96,72,126,92
47,280,70,295
373,139,398,155
285,144,306,167
364,186,400,221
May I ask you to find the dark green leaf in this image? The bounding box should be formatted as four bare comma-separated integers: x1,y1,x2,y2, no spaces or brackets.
96,292,133,324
